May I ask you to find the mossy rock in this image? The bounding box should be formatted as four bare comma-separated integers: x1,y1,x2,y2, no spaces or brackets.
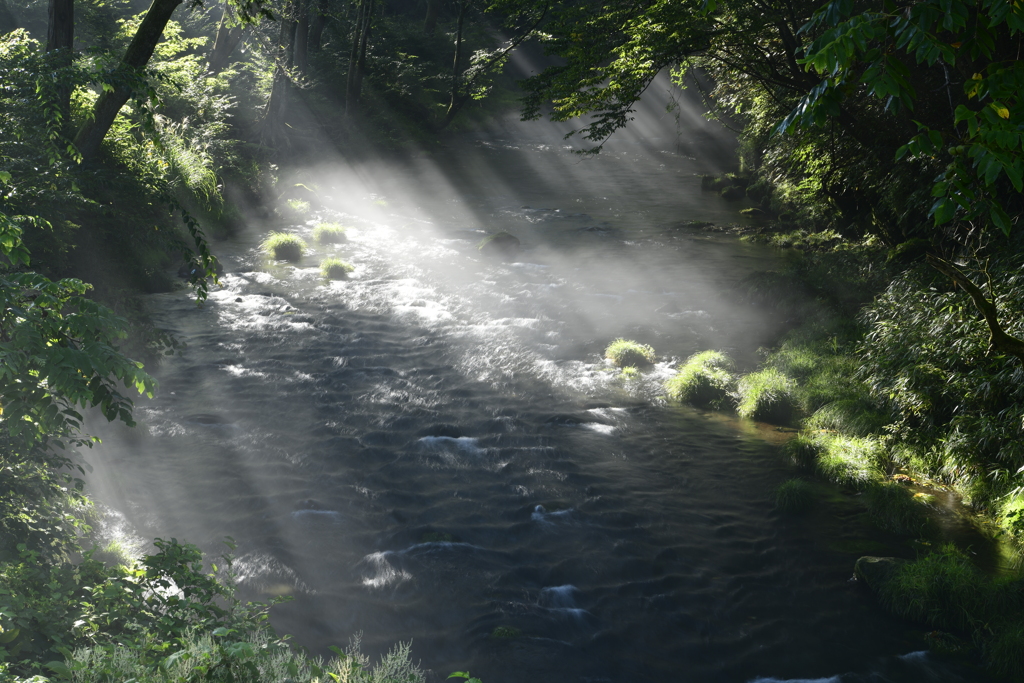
720,185,745,201
605,338,656,368
491,626,522,639
854,556,908,592
740,207,766,218
478,231,520,257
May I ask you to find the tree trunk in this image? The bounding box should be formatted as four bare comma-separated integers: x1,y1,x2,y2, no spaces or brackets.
264,1,297,139
74,0,184,161
446,1,465,118
207,0,243,74
423,0,440,35
927,254,1024,365
293,0,308,74
345,0,371,115
46,0,74,128
308,0,328,51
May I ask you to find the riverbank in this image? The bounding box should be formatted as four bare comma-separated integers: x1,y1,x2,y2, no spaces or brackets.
666,209,1024,678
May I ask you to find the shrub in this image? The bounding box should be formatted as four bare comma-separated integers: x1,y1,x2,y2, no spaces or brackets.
313,222,348,244
605,339,656,368
774,479,814,513
320,257,354,280
262,232,305,262
736,368,795,422
664,350,734,408
65,630,425,683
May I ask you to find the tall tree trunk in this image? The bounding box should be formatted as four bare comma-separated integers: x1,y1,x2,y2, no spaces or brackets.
207,0,243,74
265,1,297,139
446,1,465,117
293,0,309,74
46,0,74,129
423,0,440,35
345,0,371,115
74,0,184,161
308,0,328,51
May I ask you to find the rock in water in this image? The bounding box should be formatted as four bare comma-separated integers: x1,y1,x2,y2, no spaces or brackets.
478,231,521,258
854,556,908,592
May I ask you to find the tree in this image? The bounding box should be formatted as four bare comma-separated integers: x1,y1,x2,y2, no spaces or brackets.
781,0,1024,361
75,0,269,161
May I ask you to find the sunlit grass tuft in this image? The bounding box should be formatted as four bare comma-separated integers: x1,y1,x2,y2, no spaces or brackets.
664,350,734,408
321,257,354,280
736,368,796,422
605,339,656,368
313,222,348,244
262,232,306,262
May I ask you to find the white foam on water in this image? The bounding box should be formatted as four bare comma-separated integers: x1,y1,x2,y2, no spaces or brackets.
532,505,573,524
360,551,412,589
417,436,485,456
540,584,577,607
582,423,617,435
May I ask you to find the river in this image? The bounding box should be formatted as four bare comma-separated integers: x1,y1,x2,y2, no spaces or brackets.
88,116,990,683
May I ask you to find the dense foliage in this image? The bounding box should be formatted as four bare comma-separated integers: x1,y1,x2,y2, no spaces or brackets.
2,0,1024,678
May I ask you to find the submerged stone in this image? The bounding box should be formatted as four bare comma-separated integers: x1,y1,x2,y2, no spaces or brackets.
478,231,521,257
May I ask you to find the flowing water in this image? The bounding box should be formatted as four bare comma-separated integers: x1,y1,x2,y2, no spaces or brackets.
89,120,991,683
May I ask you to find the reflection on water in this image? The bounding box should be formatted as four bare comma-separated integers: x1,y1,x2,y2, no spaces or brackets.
87,127,992,683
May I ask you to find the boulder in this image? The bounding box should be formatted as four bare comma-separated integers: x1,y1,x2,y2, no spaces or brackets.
854,556,908,592
478,231,521,258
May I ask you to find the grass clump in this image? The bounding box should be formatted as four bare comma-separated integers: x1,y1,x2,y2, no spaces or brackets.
285,198,311,216
262,232,306,262
774,478,814,513
736,368,796,422
605,338,656,368
321,257,355,280
865,482,933,535
665,350,734,408
813,433,883,488
313,222,348,244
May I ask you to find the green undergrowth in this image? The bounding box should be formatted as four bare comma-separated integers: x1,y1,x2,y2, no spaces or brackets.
876,546,1024,680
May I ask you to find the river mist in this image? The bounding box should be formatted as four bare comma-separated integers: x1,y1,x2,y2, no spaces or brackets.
85,79,989,683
